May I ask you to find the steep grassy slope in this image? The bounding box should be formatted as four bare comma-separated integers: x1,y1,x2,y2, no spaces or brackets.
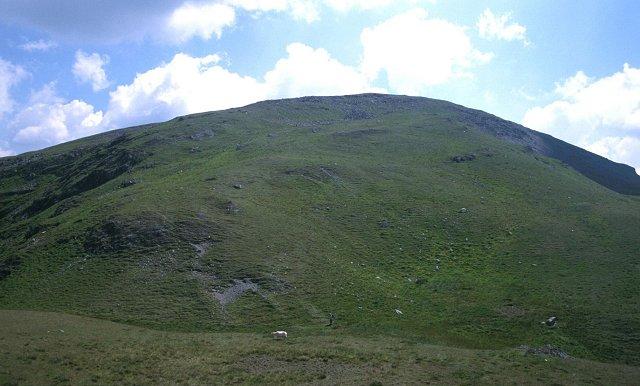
1,94,639,367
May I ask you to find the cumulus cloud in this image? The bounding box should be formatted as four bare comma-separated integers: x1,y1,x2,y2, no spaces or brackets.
106,43,380,127
168,2,236,42
0,58,28,118
264,43,380,97
73,51,110,91
106,53,265,127
18,39,57,52
7,41,380,152
361,8,492,94
587,137,640,174
230,0,320,22
523,64,640,171
11,84,104,148
477,9,528,45
323,0,394,12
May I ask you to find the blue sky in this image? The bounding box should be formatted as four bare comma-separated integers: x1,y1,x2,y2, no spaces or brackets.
0,0,639,173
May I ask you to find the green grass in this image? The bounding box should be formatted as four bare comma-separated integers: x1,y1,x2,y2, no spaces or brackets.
1,310,639,385
0,95,639,380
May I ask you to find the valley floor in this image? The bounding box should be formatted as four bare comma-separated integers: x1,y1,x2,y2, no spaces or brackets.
0,310,638,385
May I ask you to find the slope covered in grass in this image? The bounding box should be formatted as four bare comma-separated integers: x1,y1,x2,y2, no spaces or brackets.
2,310,639,385
1,94,639,366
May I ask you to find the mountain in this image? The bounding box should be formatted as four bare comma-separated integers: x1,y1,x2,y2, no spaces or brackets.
1,94,639,371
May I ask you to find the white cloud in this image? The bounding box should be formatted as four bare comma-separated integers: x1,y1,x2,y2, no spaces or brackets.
523,64,640,170
12,85,104,147
285,0,321,22
167,1,323,39
9,41,380,151
106,43,380,127
477,9,528,45
323,0,394,12
227,0,396,22
360,8,492,94
168,2,236,42
587,137,640,174
265,43,380,97
217,0,320,23
554,70,591,98
73,51,110,92
18,39,57,52
0,58,27,118
106,53,265,127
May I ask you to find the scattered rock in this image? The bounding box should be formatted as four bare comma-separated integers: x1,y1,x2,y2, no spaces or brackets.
451,154,476,163
233,183,243,189
520,344,570,359
499,305,526,318
223,201,240,214
284,165,340,183
211,278,259,307
395,309,403,315
379,219,390,228
459,208,468,213
235,143,248,151
192,242,211,258
543,316,558,327
332,128,386,139
343,109,374,120
189,129,214,140
119,179,138,188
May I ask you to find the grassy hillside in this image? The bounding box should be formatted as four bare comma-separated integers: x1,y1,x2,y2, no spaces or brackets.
1,94,639,369
2,310,639,385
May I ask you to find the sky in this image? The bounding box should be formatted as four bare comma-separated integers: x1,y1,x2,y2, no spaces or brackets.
0,0,639,173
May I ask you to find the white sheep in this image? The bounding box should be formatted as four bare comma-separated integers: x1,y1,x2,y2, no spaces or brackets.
272,330,288,339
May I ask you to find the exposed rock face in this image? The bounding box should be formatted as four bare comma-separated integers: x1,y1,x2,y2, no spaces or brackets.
83,215,222,255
